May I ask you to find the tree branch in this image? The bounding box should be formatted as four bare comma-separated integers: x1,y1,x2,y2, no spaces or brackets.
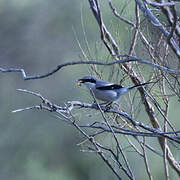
1,56,180,81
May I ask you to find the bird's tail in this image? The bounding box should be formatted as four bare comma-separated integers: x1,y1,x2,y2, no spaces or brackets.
128,82,154,90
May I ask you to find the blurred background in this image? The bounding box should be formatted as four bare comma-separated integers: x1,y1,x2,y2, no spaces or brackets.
0,0,180,180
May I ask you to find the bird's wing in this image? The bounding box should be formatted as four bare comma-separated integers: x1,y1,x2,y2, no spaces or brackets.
95,79,113,88
96,84,123,90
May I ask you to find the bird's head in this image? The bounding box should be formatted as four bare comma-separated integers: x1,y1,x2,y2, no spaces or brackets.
77,76,97,88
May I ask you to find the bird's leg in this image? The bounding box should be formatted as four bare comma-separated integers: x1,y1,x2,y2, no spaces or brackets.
92,101,113,110
103,101,113,111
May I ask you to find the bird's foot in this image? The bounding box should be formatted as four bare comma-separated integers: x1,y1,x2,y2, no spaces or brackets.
103,102,113,111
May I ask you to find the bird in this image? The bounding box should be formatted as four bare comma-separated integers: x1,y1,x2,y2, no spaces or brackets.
77,75,152,104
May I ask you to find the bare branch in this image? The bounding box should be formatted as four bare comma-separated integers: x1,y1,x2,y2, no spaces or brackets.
11,87,180,178
12,89,180,144
1,56,180,81
136,0,180,58
145,0,176,7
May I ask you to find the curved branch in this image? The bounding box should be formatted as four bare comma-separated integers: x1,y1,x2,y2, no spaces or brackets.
1,56,180,80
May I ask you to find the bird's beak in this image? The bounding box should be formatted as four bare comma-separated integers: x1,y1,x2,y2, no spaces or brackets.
77,80,82,86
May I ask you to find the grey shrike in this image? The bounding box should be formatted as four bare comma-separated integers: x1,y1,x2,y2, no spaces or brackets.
77,75,152,104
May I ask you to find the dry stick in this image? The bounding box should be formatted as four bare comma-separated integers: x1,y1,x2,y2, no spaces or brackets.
1,56,180,81
13,89,180,178
13,88,180,179
12,89,180,143
141,89,180,176
12,88,180,179
108,0,154,52
12,89,180,145
162,80,170,180
70,121,123,180
108,0,135,27
88,0,180,176
89,88,134,180
142,138,153,180
125,136,144,157
80,122,180,143
17,90,124,180
89,0,118,55
87,2,134,177
135,0,180,58
128,3,140,55
95,0,114,55
145,0,175,7
166,4,177,43
154,0,180,37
